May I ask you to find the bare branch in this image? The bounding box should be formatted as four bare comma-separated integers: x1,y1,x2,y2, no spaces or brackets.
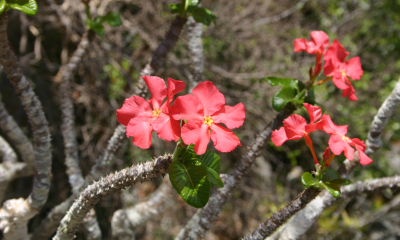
53,154,172,240
0,135,17,163
242,187,320,240
0,13,52,211
175,103,296,240
111,179,173,240
186,16,204,92
0,93,35,166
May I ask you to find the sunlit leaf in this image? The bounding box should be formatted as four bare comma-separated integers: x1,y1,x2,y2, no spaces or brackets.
6,0,37,15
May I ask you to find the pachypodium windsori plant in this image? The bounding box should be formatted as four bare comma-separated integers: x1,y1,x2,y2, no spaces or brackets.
117,76,245,207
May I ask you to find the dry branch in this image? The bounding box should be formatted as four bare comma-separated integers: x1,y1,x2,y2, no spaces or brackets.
186,16,204,92
53,153,172,240
0,12,52,211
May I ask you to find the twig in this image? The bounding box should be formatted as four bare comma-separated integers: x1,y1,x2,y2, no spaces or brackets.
266,77,400,240
0,93,35,166
57,31,91,193
186,16,204,92
175,103,296,240
53,153,172,240
111,178,173,240
241,187,320,240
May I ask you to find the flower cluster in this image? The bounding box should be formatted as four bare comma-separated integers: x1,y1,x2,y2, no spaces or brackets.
116,76,245,155
271,103,372,165
295,31,364,101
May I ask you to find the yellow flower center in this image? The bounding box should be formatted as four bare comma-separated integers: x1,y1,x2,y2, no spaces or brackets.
341,70,346,78
342,135,351,143
203,116,214,126
152,108,162,117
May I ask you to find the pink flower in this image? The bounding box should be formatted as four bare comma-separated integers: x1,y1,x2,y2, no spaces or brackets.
294,31,329,60
271,103,323,164
171,81,245,155
318,115,372,165
323,39,364,101
116,76,185,149
271,103,322,146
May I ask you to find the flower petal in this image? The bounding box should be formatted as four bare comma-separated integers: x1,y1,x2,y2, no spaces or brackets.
318,114,348,136
323,58,338,77
166,78,185,106
303,103,322,123
283,114,307,139
332,71,350,90
342,79,358,101
324,39,349,63
212,103,245,129
271,127,288,146
356,146,373,165
151,113,181,142
116,96,152,126
294,38,309,53
171,94,204,121
310,31,329,52
181,121,210,155
192,81,225,116
126,116,153,149
345,57,363,80
328,135,354,160
143,76,168,110
210,123,241,153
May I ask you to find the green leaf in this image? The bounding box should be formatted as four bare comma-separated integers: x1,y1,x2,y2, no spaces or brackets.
329,179,351,186
198,149,221,173
322,168,341,182
272,86,297,111
103,11,122,26
169,159,211,208
304,88,316,104
0,0,6,15
320,182,341,198
207,168,224,188
6,0,37,15
188,0,201,6
260,77,299,88
182,145,223,188
301,172,318,187
188,6,216,25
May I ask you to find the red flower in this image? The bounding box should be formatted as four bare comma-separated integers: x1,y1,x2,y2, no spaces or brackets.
318,115,372,165
323,39,364,101
271,103,322,146
271,103,323,164
294,31,329,61
116,76,185,149
171,81,245,155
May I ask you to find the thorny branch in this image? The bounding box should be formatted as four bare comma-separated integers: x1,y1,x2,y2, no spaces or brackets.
53,153,172,240
186,16,204,92
175,103,296,240
0,13,52,239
